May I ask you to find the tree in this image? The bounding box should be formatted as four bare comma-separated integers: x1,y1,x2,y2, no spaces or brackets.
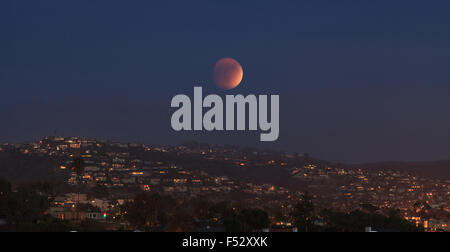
72,157,85,176
72,157,85,221
3,186,49,226
121,193,176,230
0,179,11,223
320,209,423,232
0,178,11,195
222,207,270,232
360,203,378,215
165,207,195,232
240,208,270,231
223,212,244,232
292,193,316,232
21,182,54,195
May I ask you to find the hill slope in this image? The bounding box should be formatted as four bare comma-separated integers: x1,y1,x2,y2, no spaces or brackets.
351,160,450,180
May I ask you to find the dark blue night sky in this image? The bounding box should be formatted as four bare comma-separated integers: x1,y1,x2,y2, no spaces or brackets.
1,0,450,162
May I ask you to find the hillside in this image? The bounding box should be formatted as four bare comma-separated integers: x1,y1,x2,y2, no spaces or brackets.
0,151,62,184
351,160,450,180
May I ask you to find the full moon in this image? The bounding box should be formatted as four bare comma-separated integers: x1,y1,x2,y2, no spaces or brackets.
213,58,243,90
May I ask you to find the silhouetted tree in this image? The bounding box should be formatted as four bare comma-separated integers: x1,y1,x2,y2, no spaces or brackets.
0,178,11,195
166,207,195,232
223,212,244,232
240,208,270,231
121,193,176,230
292,193,316,232
72,157,85,176
360,203,379,215
2,186,49,226
320,209,423,232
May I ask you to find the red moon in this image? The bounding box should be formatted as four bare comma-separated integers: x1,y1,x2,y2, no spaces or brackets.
213,58,243,90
